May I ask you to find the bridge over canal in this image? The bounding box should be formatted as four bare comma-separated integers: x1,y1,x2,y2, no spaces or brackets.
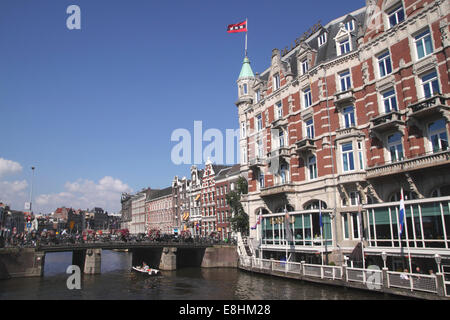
0,242,238,279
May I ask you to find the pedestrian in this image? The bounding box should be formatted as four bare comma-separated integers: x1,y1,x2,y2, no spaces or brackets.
429,269,435,276
415,266,423,274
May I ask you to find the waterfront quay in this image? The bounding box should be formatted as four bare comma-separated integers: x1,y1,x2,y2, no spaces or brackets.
238,254,449,300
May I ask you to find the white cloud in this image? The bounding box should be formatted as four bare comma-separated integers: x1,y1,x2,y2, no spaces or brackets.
0,158,23,178
0,180,29,209
35,176,133,214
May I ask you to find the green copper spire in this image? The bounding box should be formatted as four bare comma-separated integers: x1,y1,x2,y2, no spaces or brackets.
238,56,254,79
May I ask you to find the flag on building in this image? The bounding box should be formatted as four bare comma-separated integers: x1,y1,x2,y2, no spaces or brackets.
251,214,261,230
227,20,247,33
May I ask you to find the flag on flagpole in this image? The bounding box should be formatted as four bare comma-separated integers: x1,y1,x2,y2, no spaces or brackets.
227,20,248,33
251,214,261,230
399,189,406,237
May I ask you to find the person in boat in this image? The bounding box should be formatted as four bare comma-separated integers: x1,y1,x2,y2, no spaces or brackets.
142,262,150,271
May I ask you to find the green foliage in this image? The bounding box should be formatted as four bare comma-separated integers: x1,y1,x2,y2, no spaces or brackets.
226,178,249,236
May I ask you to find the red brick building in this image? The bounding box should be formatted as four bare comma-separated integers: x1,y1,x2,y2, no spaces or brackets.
237,0,450,268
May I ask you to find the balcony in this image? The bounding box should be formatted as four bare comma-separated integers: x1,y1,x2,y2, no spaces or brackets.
334,89,355,106
248,157,266,170
337,171,367,184
366,149,450,179
295,138,316,154
335,126,364,141
272,117,288,129
408,95,449,123
260,184,295,197
369,111,404,139
267,146,291,159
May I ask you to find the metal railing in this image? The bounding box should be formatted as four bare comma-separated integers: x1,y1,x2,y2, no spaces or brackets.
238,255,448,298
387,271,438,294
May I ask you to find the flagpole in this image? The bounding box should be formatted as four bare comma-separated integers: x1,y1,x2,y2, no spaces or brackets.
245,18,248,57
401,188,413,273
320,201,324,265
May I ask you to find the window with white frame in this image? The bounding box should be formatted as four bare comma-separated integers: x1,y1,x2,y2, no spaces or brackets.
414,29,433,60
351,212,361,239
342,142,355,172
256,139,263,158
382,89,398,113
278,128,285,148
387,4,405,28
357,141,364,170
421,71,440,98
255,89,261,103
276,102,283,119
428,119,448,153
258,171,265,189
303,87,312,108
241,146,247,164
305,118,314,139
273,73,280,91
349,191,361,206
342,213,350,239
318,33,327,47
301,59,309,75
343,106,356,128
280,163,289,184
387,133,404,162
256,114,263,132
378,51,392,78
339,70,352,92
338,37,351,55
345,20,355,31
241,121,246,138
308,155,318,180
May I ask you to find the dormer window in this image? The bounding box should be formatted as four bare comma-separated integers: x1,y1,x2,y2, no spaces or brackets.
301,59,309,75
318,33,327,47
273,73,280,91
388,4,405,28
338,37,351,55
255,89,261,103
344,20,355,31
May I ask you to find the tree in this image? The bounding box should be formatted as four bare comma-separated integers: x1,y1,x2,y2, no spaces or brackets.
226,177,249,236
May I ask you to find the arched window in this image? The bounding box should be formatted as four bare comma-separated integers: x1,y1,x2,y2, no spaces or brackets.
275,205,295,213
304,201,327,210
389,191,417,202
431,185,450,197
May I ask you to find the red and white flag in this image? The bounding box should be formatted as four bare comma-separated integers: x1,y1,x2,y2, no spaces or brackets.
227,20,247,33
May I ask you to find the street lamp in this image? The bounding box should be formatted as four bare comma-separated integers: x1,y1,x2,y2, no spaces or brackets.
381,251,387,269
29,166,35,214
434,254,442,274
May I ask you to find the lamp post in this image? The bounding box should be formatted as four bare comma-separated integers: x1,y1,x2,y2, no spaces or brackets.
381,251,387,269
434,254,442,274
29,166,35,215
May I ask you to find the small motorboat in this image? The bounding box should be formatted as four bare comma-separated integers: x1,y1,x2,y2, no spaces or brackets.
132,266,160,276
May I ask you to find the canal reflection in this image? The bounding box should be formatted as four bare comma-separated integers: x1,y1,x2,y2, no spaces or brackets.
0,251,400,300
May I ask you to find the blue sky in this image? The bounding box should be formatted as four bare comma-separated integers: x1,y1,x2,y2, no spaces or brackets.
0,0,364,213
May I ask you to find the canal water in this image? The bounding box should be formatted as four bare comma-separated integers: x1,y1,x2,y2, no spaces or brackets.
0,251,399,300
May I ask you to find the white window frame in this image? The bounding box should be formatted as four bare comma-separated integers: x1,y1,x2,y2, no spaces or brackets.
342,105,356,129
276,102,283,120
339,70,352,92
382,88,398,113
308,155,318,181
273,73,280,91
338,37,351,56
256,114,263,132
377,51,392,78
345,20,355,31
428,119,449,153
387,4,405,28
341,142,355,173
421,70,440,99
387,133,404,163
305,118,314,140
301,59,309,75
318,33,327,47
414,29,433,61
303,87,312,109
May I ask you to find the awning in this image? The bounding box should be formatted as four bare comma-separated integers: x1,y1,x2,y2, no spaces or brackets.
195,194,201,201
